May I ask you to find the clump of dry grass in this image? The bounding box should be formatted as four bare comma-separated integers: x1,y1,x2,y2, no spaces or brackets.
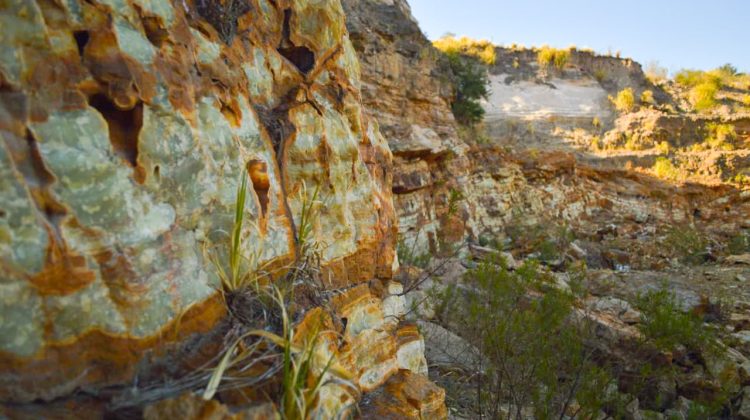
537,45,569,70
433,35,496,65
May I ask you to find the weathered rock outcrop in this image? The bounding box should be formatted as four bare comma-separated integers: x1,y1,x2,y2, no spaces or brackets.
0,0,419,407
342,0,471,253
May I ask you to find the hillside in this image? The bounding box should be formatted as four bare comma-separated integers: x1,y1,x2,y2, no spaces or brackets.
1,0,750,418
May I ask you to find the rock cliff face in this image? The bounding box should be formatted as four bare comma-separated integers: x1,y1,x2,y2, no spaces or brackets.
342,0,471,254
341,8,749,260
0,0,414,407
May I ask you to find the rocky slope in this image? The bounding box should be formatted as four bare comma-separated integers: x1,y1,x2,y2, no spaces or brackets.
0,0,444,416
341,1,750,417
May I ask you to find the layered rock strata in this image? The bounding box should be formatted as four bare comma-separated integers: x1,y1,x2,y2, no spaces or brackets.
342,0,471,253
0,0,440,411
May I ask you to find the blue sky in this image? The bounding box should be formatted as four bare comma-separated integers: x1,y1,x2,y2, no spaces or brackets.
407,0,749,74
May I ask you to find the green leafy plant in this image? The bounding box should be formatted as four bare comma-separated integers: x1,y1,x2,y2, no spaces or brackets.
447,188,465,217
635,285,717,353
433,36,492,126
663,225,708,265
397,236,432,269
446,55,490,126
704,122,737,151
436,257,616,418
652,157,680,181
203,286,356,418
728,231,750,255
690,82,719,111
505,211,575,264
206,173,265,293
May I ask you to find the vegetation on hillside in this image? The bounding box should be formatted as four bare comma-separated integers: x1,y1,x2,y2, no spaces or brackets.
433,34,496,65
610,88,637,112
436,257,617,418
674,64,750,112
537,45,570,71
434,35,492,126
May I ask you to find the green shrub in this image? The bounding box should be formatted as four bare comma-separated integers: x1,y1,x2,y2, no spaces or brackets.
537,46,569,70
397,237,432,268
728,231,750,255
593,68,607,82
704,122,737,150
652,157,680,181
437,257,614,418
505,214,574,263
655,141,670,155
663,225,708,265
434,36,493,126
635,286,716,353
733,173,750,186
674,69,723,111
640,89,655,105
611,88,636,112
690,82,719,111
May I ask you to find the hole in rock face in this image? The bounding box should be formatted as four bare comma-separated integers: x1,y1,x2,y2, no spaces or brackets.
88,94,143,171
277,9,315,74
277,46,315,74
73,30,89,56
247,160,270,219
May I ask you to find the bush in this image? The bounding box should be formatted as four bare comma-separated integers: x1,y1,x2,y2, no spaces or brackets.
690,82,719,111
728,231,750,255
505,214,574,263
704,122,736,150
611,88,636,112
652,157,680,181
433,35,496,65
663,225,708,265
674,69,723,111
635,286,716,353
397,237,432,269
640,89,655,105
537,46,569,71
437,258,614,418
655,141,670,155
733,173,750,186
434,36,492,126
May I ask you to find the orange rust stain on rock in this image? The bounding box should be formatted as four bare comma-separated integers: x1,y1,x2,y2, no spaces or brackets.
28,245,97,296
0,293,227,402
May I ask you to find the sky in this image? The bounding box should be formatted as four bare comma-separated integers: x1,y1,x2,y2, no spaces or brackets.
407,0,749,75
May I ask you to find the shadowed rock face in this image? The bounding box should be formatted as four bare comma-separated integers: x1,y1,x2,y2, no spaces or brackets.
0,0,397,402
